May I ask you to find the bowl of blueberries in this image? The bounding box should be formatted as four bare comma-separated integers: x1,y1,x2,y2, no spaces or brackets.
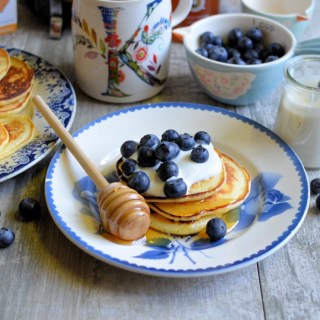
173,13,297,105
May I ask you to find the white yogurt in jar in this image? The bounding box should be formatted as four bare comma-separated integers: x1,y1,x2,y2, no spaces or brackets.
274,75,320,168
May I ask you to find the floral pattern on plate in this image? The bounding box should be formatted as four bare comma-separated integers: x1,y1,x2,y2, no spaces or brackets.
0,48,76,183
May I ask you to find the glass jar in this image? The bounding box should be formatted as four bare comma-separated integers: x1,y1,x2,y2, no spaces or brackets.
274,55,320,169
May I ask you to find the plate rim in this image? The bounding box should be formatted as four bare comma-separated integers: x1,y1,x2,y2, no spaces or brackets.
0,48,77,183
45,102,310,277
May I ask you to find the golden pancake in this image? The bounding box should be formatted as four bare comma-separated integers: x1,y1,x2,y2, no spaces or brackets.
149,154,251,235
0,48,10,81
0,88,32,117
0,115,35,160
0,57,34,105
0,121,9,149
117,147,226,203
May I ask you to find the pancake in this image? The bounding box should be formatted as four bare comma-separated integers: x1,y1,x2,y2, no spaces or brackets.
0,115,35,160
117,147,226,203
0,57,34,105
0,48,10,81
0,121,9,149
149,153,251,235
0,88,32,117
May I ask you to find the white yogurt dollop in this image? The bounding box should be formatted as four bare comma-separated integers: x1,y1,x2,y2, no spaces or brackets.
127,142,222,197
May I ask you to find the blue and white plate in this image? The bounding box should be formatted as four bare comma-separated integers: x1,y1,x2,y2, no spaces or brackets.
45,103,309,277
0,49,76,183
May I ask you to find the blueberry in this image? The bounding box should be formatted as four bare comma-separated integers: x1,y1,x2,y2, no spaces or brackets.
191,145,209,163
227,57,246,65
164,178,187,198
211,35,223,46
137,146,158,167
121,159,137,177
0,228,15,248
228,28,243,46
253,43,265,56
208,45,228,62
120,140,138,158
155,141,180,162
137,147,158,167
246,27,263,43
177,133,195,151
200,31,215,44
265,55,279,63
156,161,179,182
311,178,320,195
228,48,241,59
128,171,150,194
237,37,253,51
206,218,227,242
195,47,208,58
316,195,320,211
246,58,262,65
194,131,211,144
161,129,180,142
18,197,41,221
139,134,160,149
105,170,120,183
268,42,285,57
243,49,259,62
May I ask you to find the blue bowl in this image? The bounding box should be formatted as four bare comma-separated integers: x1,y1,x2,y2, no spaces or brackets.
174,13,297,105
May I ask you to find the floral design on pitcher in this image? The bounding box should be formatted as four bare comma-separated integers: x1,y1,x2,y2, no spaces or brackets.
72,0,168,98
191,62,256,100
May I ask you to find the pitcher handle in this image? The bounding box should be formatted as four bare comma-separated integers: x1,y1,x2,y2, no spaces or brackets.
171,0,193,28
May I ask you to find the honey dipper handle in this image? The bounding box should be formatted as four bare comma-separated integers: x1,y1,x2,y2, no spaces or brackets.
32,95,108,191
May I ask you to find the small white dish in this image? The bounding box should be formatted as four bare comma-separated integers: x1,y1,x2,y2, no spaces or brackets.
0,48,76,183
45,103,309,277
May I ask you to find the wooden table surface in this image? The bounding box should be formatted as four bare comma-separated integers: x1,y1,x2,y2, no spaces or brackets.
1,0,320,319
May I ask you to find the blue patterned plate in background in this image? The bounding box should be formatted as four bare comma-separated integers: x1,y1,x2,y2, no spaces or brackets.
45,103,309,277
0,49,76,183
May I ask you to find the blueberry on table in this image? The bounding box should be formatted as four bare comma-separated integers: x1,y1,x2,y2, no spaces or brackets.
164,178,187,198
177,133,195,151
0,228,15,248
139,134,160,149
227,28,243,46
206,218,227,242
194,131,211,145
120,140,138,158
208,45,228,62
191,145,209,163
316,195,320,211
128,171,150,194
137,146,158,167
246,27,263,43
121,159,137,177
156,161,179,182
155,141,180,162
311,178,320,195
18,197,41,221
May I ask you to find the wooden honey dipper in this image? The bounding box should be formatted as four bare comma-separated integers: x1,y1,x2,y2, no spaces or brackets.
33,95,150,241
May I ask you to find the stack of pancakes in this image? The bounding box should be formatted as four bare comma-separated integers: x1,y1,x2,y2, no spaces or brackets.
117,148,251,236
0,48,36,160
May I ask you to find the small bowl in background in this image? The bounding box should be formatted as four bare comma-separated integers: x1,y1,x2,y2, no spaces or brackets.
241,0,315,38
173,13,296,105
